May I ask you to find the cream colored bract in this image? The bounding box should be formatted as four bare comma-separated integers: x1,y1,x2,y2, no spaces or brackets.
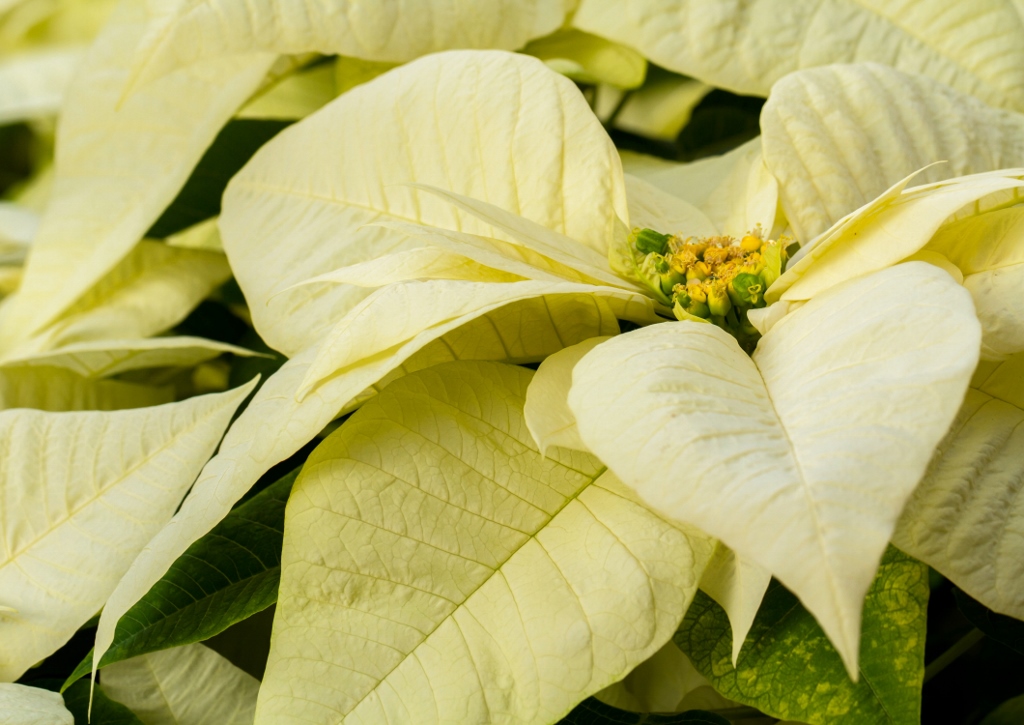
572,0,1024,112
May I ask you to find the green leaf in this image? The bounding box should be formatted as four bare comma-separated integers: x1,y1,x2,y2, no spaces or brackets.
982,694,1024,725
63,468,296,689
558,699,729,724
955,588,1024,657
61,681,143,725
675,547,929,725
147,119,292,239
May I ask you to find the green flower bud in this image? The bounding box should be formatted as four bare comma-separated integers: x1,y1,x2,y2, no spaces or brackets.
674,298,712,324
707,281,732,317
635,228,670,255
731,272,764,307
686,299,710,318
761,242,784,289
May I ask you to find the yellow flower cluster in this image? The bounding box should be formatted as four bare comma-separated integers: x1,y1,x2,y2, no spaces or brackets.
631,227,789,350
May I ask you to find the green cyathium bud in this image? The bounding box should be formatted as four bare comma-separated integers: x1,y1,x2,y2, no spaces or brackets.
635,228,670,255
730,272,764,307
761,243,784,289
707,282,732,317
673,298,712,324
686,299,710,318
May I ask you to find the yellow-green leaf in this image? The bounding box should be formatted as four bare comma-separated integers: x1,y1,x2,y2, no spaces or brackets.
258,361,715,723
601,74,711,141
523,28,647,89
0,366,172,411
237,61,336,120
677,548,929,725
0,380,256,681
568,263,980,675
101,644,259,725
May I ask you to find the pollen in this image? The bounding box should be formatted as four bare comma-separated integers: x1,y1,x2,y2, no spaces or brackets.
627,226,792,352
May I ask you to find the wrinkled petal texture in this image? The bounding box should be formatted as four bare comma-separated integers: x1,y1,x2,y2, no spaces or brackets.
762,63,1024,241
258,362,714,724
573,0,1024,111
893,353,1024,620
569,263,980,676
221,50,628,356
0,382,254,681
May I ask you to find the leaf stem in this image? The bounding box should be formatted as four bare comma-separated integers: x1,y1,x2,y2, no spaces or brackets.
923,627,985,683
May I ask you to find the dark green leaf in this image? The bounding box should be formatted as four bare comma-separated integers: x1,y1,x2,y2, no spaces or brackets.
62,680,143,725
981,694,1024,725
954,588,1024,657
63,468,296,689
146,119,292,238
676,547,929,725
559,698,729,725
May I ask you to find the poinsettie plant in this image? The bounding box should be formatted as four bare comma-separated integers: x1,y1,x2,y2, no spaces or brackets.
4,0,1024,723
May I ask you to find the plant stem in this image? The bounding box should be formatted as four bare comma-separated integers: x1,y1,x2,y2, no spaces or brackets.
923,628,985,683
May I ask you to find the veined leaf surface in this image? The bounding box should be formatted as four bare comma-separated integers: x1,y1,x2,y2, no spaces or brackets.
676,548,928,725
0,381,255,680
101,644,259,725
761,63,1024,242
258,361,715,723
893,353,1024,619
64,468,295,688
221,51,627,356
94,294,623,679
573,0,1024,112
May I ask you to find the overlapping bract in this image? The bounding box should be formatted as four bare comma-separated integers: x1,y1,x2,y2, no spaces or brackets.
7,0,1024,717
0,381,254,681
567,264,980,675
260,362,714,724
572,0,1024,112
